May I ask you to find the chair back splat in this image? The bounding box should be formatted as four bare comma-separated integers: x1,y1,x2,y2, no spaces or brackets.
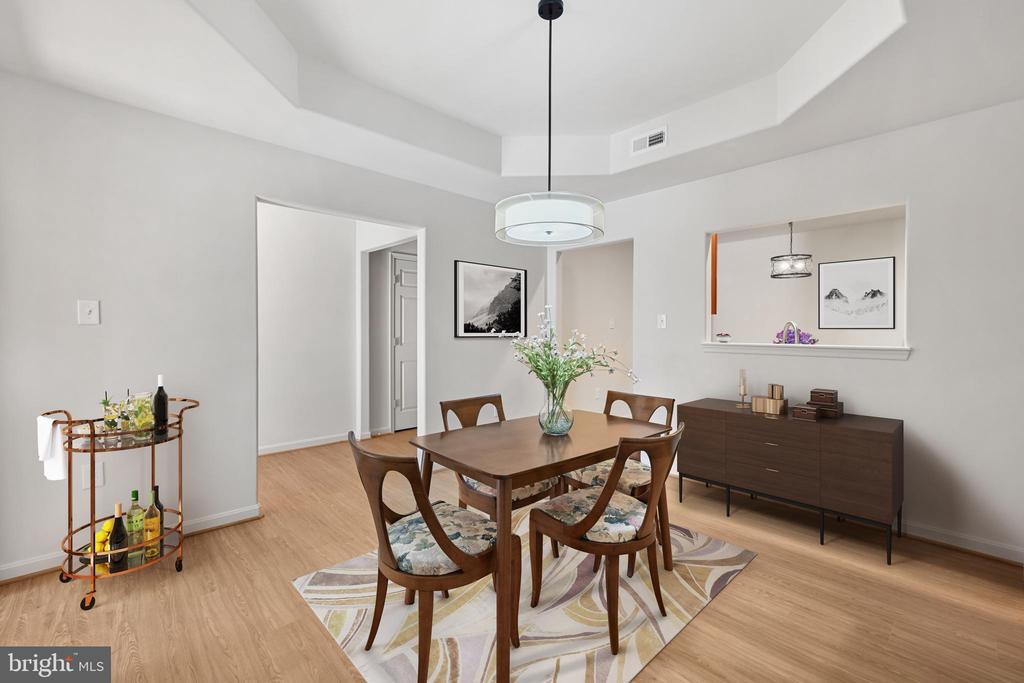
603,390,674,427
440,394,506,431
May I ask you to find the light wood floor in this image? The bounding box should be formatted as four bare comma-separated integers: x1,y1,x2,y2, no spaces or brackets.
2,433,1021,681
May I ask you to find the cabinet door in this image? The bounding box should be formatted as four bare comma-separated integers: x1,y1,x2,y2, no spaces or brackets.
820,426,894,523
677,409,725,482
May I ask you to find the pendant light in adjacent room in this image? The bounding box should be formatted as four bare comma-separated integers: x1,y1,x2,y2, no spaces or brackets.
770,221,813,278
494,0,604,246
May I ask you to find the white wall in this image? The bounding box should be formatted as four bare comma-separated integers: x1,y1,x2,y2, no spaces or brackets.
257,203,356,453
0,70,546,579
557,240,635,414
368,240,417,434
715,214,906,346
604,98,1024,562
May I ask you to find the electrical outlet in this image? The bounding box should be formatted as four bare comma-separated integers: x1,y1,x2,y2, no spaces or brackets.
594,388,601,400
81,462,105,489
657,313,667,329
608,317,616,330
77,300,100,325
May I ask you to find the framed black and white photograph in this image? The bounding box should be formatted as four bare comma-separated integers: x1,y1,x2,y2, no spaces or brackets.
818,257,896,329
455,260,526,338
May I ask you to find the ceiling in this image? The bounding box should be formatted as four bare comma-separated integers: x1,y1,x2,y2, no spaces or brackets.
1,1,1023,203
255,0,844,135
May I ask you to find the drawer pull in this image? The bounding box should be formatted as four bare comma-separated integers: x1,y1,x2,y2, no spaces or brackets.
765,468,780,473
764,442,780,447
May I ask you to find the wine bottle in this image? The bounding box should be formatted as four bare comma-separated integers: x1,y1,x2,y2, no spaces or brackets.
144,491,161,560
152,485,166,555
126,489,145,566
154,374,168,437
108,503,128,572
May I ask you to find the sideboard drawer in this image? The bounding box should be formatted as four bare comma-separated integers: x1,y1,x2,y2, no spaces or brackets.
726,460,819,506
727,413,819,451
726,436,819,480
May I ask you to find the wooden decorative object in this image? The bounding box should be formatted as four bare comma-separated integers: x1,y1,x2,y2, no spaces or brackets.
769,383,785,400
810,389,839,405
44,398,199,611
808,400,845,418
751,396,788,415
791,404,821,421
529,426,685,656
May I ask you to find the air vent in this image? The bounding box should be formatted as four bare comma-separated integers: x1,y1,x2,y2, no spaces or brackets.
630,127,667,155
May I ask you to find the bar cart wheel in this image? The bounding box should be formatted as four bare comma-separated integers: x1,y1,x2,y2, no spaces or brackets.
80,594,95,611
175,557,183,572
58,570,72,583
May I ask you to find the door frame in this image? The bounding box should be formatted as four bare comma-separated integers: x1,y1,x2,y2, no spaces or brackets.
390,252,418,431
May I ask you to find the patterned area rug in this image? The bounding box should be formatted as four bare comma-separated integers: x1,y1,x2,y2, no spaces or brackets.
294,511,754,682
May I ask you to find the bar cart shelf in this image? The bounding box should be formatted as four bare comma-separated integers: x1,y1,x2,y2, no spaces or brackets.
41,398,198,611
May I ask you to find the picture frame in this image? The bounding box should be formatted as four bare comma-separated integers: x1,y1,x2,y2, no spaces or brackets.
454,260,526,338
818,256,896,329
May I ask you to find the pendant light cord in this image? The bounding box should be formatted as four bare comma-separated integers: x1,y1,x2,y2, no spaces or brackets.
789,221,794,255
547,17,552,192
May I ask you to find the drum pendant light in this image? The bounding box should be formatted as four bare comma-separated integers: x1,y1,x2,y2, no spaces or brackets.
770,221,813,278
495,0,605,246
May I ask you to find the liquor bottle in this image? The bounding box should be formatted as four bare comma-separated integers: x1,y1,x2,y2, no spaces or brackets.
143,491,161,560
152,485,166,555
154,374,168,437
126,489,145,566
108,503,128,572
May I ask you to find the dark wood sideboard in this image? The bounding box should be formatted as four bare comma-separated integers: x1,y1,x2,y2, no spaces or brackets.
676,398,904,564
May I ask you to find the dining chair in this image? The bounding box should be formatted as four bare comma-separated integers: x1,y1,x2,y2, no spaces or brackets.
528,426,685,655
348,432,521,682
564,391,676,572
441,394,563,557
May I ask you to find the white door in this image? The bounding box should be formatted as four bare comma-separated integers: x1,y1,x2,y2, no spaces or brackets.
392,254,418,431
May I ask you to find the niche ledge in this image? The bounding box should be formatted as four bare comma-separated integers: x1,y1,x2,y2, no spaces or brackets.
701,342,911,361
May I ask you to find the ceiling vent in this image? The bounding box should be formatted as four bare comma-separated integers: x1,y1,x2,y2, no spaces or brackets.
631,127,667,155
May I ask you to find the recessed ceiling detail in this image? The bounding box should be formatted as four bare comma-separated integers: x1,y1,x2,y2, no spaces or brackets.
1,1,1023,202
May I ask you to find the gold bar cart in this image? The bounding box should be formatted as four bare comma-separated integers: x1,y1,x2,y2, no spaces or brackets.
41,398,199,610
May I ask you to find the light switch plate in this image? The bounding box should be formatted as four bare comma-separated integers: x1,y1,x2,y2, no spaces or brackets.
81,462,105,489
77,300,100,325
657,313,667,329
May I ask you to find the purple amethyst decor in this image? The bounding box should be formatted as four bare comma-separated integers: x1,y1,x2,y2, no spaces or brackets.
774,328,819,344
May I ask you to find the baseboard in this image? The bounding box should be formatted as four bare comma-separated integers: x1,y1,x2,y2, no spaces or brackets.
904,521,1022,565
0,504,262,583
259,433,347,455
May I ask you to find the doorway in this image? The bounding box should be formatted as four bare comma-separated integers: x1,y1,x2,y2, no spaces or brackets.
391,252,418,431
256,199,424,457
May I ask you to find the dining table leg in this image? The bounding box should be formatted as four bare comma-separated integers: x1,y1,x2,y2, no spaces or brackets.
419,450,433,496
494,479,513,682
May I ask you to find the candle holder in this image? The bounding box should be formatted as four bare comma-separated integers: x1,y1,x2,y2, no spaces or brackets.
736,369,750,408
736,392,751,409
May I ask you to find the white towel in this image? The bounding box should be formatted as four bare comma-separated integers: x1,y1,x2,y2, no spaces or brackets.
37,416,67,481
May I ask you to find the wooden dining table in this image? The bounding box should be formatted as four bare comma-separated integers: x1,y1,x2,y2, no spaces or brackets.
409,409,668,682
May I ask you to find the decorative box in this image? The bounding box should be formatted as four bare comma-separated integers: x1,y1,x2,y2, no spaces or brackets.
768,383,785,400
751,396,788,415
791,404,821,421
810,388,839,405
807,400,844,418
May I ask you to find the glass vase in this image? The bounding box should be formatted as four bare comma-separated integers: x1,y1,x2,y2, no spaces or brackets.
538,387,573,436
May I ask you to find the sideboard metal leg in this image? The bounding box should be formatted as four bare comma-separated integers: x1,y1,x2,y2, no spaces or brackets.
886,527,893,565
678,476,683,503
725,487,731,517
819,510,825,545
897,506,903,538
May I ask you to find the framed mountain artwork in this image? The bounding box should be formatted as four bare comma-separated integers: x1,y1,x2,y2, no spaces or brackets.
818,256,895,329
455,260,526,338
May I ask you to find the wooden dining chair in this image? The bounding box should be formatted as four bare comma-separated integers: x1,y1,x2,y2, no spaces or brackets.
441,394,563,557
348,432,521,682
564,391,676,571
529,426,685,655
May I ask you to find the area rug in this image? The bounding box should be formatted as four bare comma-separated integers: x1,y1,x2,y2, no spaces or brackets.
293,510,754,682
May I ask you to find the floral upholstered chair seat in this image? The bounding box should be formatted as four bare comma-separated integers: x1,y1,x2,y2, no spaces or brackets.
535,488,647,543
567,459,651,494
387,501,497,575
463,476,559,501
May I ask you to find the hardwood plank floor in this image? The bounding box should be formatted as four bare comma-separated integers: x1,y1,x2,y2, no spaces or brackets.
2,433,1021,681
